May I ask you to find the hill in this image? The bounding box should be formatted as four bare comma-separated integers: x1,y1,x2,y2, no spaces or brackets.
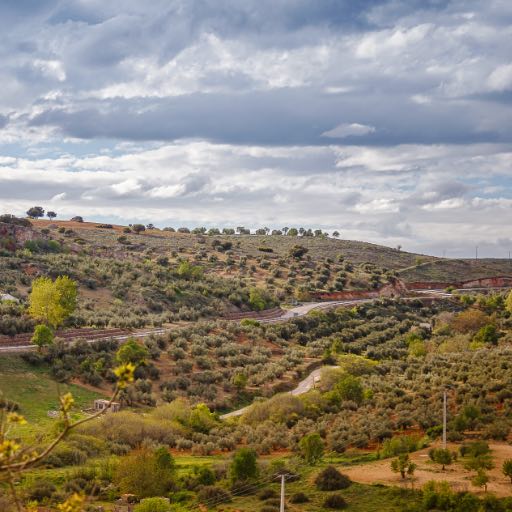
1,218,511,337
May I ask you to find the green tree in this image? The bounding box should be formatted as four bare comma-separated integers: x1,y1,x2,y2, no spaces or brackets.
154,446,175,472
26,206,44,219
115,448,175,498
249,288,269,311
188,403,218,433
28,276,77,328
132,224,146,233
299,433,324,465
502,459,512,484
177,260,203,280
31,324,54,351
408,339,427,357
332,374,364,405
471,469,489,492
46,211,57,220
391,454,417,479
287,228,298,236
465,453,494,472
229,448,258,483
116,338,149,365
473,324,499,345
429,448,453,471
232,372,248,392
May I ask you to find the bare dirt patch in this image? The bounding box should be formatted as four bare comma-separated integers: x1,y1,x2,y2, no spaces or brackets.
342,442,512,497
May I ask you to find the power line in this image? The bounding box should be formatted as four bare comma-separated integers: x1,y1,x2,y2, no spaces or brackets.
190,471,295,510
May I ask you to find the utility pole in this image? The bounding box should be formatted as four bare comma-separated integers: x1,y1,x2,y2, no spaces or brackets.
442,390,447,450
475,246,478,260
280,474,285,512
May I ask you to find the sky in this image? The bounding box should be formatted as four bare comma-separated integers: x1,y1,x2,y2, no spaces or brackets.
0,0,511,257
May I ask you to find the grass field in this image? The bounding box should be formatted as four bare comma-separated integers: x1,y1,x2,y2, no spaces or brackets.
0,354,103,437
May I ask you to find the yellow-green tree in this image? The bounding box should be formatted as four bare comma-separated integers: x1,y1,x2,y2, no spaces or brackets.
28,276,77,328
506,290,512,314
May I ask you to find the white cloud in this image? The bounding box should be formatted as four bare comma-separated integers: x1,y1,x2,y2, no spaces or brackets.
33,60,67,82
51,192,67,201
487,63,512,91
322,123,375,139
110,179,141,195
0,1,511,257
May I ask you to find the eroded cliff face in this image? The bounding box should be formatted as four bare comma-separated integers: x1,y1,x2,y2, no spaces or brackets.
0,222,38,250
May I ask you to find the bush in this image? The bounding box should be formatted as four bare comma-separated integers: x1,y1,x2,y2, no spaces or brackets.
315,466,351,491
380,435,427,457
289,492,309,503
197,485,231,504
259,488,277,500
134,498,172,512
26,480,57,502
323,494,347,509
46,444,88,467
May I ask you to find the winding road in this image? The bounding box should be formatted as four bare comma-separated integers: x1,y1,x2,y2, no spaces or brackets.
0,299,373,353
220,365,339,419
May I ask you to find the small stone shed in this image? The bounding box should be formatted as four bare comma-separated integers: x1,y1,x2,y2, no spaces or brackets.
93,399,121,413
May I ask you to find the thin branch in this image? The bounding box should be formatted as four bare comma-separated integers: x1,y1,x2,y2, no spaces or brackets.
1,387,119,471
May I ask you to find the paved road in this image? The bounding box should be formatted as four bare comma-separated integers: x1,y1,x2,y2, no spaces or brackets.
220,364,339,419
2,286,500,353
262,298,373,323
0,299,373,352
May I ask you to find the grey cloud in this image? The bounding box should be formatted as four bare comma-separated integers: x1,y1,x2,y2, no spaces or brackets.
29,88,512,146
1,0,512,257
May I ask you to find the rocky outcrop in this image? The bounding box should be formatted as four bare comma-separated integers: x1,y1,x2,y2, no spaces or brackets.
0,222,39,250
311,278,408,301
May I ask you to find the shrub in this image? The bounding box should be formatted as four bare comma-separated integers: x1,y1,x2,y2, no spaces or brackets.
289,245,308,259
132,224,146,234
46,444,88,467
259,488,277,500
323,494,347,509
315,466,351,491
26,480,57,502
197,485,231,504
134,498,172,512
289,492,309,503
380,435,427,457
473,324,499,345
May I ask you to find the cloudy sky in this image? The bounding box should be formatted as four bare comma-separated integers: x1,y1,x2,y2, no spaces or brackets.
1,0,511,257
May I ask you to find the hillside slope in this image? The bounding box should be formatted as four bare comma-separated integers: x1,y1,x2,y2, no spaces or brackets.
1,218,511,335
